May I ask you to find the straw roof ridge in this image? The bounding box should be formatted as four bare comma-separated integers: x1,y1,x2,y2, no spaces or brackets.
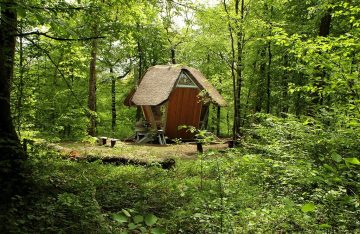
182,66,227,107
130,64,227,107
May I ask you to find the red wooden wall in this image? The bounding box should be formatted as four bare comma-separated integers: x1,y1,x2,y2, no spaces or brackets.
165,87,202,139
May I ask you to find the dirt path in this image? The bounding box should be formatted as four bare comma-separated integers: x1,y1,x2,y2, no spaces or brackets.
55,141,228,161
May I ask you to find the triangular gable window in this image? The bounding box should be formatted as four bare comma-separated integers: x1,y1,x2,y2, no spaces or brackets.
176,71,198,88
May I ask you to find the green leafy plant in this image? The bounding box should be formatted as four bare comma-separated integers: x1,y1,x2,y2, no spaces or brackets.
112,209,164,234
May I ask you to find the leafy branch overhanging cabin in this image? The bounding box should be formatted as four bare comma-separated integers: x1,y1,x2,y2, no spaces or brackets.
124,64,227,143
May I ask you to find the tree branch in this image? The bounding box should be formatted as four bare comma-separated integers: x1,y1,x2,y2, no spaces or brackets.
117,68,131,80
22,36,90,114
0,2,99,11
17,31,105,41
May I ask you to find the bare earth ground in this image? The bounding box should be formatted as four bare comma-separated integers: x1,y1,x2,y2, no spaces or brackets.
55,141,229,162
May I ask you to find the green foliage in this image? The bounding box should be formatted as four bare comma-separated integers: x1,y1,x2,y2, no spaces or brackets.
301,203,316,213
5,113,359,233
179,125,215,144
111,209,163,233
5,0,360,233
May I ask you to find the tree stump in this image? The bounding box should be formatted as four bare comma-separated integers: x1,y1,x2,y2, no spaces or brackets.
100,137,107,145
228,140,235,148
110,139,117,148
197,142,203,153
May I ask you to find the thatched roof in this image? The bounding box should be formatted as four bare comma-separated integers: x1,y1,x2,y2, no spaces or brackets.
129,64,227,107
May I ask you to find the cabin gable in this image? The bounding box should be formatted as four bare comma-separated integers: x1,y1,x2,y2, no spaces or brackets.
176,71,198,89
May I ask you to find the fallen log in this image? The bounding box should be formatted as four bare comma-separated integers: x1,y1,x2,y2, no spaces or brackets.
72,155,176,170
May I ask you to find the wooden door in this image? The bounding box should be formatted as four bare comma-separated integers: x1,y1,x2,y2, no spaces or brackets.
165,88,202,139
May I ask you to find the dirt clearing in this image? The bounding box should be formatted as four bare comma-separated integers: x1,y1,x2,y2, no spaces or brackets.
53,141,228,161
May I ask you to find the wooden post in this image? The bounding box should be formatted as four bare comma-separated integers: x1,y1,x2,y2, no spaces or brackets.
22,138,27,153
143,106,157,130
197,142,203,153
100,137,107,145
110,139,116,148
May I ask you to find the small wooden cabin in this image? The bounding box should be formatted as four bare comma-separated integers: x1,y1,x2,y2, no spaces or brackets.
125,64,227,140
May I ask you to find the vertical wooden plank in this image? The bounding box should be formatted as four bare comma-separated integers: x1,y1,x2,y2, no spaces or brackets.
143,106,157,129
165,87,202,139
142,106,149,121
165,90,177,138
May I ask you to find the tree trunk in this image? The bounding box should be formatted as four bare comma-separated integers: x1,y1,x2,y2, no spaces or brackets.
210,105,216,132
295,73,304,116
171,48,176,64
1,0,18,140
16,20,24,136
265,4,273,114
309,10,332,115
0,0,26,206
266,40,272,114
255,48,266,112
216,106,221,136
281,54,289,117
87,26,98,136
319,10,332,37
136,39,144,121
111,67,116,134
234,0,245,139
242,85,252,127
223,0,244,141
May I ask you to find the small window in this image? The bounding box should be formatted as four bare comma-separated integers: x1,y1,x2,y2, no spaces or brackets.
176,72,198,88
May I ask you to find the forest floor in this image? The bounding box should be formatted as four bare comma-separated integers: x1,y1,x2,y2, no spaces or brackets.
3,115,359,233
54,141,229,161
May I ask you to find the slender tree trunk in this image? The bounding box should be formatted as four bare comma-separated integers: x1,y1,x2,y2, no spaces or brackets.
87,25,98,136
136,39,144,121
111,67,116,134
215,63,222,136
0,0,26,207
255,48,266,112
235,0,245,138
210,105,216,132
265,4,273,114
223,0,245,141
171,48,176,64
266,40,272,114
16,20,24,136
310,10,332,114
226,109,230,135
242,85,252,127
216,106,221,136
223,0,237,140
295,73,304,116
137,40,143,81
319,10,332,37
281,54,289,117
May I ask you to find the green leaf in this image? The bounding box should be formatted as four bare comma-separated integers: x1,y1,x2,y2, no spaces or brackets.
18,8,26,19
151,227,166,234
112,213,128,223
301,203,316,212
344,157,360,165
133,215,144,224
128,223,137,230
323,164,336,173
319,223,332,229
145,214,158,226
331,152,342,163
122,209,131,217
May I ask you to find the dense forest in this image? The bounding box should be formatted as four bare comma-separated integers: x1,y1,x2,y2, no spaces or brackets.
0,0,359,233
